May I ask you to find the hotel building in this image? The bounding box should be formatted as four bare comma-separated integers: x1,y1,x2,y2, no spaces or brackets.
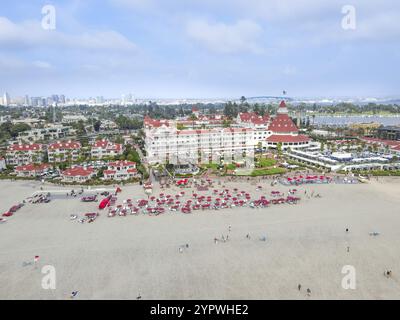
145,101,310,165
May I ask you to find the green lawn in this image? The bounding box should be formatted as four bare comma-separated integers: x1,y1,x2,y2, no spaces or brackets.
225,163,236,170
257,157,277,168
202,163,219,170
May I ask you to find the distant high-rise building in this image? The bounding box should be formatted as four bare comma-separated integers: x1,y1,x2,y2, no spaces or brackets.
51,95,59,103
24,95,30,106
96,96,104,104
30,97,41,107
3,92,10,106
59,95,66,104
40,98,47,107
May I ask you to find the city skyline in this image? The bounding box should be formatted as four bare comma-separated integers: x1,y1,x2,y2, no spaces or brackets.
1,1,400,98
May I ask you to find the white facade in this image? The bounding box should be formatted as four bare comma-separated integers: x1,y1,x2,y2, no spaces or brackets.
48,141,81,163
144,101,310,165
103,160,138,181
91,140,123,159
6,143,45,166
17,125,73,142
145,126,255,165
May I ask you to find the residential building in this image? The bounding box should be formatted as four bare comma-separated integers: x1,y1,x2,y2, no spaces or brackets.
17,125,73,142
48,141,81,163
15,163,51,177
6,143,45,166
61,166,96,183
91,140,123,159
103,160,138,181
376,126,400,141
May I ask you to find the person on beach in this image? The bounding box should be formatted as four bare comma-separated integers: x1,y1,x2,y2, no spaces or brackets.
346,228,349,233
228,225,231,232
179,247,183,253
347,246,350,252
246,234,250,240
136,293,142,300
298,284,301,291
306,288,311,296
214,237,218,244
70,291,78,299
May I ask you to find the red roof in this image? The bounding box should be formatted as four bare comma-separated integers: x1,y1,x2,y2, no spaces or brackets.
238,112,269,125
268,114,298,133
48,141,81,150
15,163,50,172
62,167,94,177
7,143,43,152
92,140,122,151
279,100,287,109
361,137,400,147
266,134,310,143
127,169,137,173
104,170,116,175
144,116,170,128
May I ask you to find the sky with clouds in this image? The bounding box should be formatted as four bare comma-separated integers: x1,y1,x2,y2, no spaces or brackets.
0,0,399,99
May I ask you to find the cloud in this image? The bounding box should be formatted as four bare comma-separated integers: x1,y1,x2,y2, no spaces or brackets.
0,17,137,52
32,61,52,69
186,19,263,54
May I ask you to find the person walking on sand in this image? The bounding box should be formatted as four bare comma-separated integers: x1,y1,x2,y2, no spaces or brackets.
307,288,311,296
346,228,349,233
214,237,218,244
298,284,301,291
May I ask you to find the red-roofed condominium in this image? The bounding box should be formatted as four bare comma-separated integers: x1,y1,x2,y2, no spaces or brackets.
15,163,51,177
61,166,96,183
6,143,45,166
90,140,123,159
103,160,138,181
48,141,82,163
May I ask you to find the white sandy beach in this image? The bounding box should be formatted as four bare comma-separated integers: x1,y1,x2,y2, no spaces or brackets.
0,177,400,300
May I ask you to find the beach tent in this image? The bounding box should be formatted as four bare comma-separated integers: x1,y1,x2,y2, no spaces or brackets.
98,196,112,209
